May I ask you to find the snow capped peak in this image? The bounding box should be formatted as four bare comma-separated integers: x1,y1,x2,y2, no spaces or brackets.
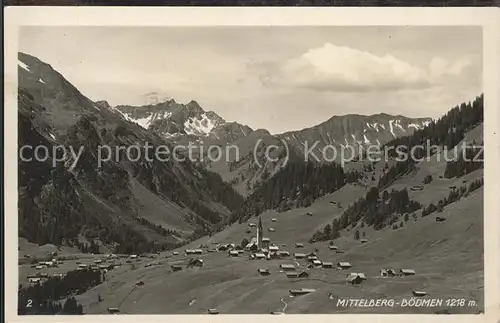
184,113,217,136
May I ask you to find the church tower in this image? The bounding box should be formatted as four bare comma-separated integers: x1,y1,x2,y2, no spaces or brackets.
257,216,263,249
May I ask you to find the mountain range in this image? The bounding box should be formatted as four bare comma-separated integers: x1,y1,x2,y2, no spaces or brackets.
16,51,466,254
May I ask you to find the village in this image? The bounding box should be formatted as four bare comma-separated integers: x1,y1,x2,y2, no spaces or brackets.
20,213,425,315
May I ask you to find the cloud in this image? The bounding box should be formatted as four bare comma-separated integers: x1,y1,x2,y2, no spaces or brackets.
263,43,475,93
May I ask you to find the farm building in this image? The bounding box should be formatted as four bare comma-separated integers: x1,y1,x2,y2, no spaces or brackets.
269,245,279,252
312,260,322,267
229,250,239,257
412,290,427,297
254,253,266,259
307,256,318,262
380,269,397,277
279,264,296,271
346,274,364,285
289,288,316,296
294,253,306,259
185,249,196,255
329,245,338,251
322,262,334,268
399,269,416,276
257,268,270,276
298,271,309,278
278,251,290,257
347,272,366,280
295,243,304,248
28,277,42,284
337,262,352,269
217,245,228,252
171,265,183,272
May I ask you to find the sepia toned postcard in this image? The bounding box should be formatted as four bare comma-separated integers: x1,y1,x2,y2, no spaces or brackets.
3,6,500,323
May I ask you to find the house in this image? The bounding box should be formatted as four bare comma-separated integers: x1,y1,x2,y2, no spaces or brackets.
270,311,284,315
307,252,317,257
257,268,270,276
269,245,279,252
271,218,277,222
380,269,396,277
412,290,427,297
289,288,316,296
436,216,446,222
279,264,296,271
28,277,42,283
346,274,364,285
107,307,120,314
399,269,416,276
322,262,334,268
348,272,366,280
306,212,313,216
360,239,368,243
312,260,322,267
78,264,88,269
130,255,138,259
295,243,304,248
254,253,266,259
208,308,219,314
35,265,44,270
329,245,338,251
172,251,179,255
171,265,183,272
306,263,315,269
217,245,228,251
249,223,256,227
294,253,306,259
336,250,345,254
185,249,195,255
278,251,290,257
330,201,336,204
286,272,299,278
229,250,239,257
337,262,352,269
411,185,424,191
188,259,204,267
298,271,309,278
193,249,203,254
262,237,271,243
136,281,145,286
307,256,318,262
94,259,102,264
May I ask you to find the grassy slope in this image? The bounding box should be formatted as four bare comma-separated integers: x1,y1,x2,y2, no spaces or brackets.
21,125,484,314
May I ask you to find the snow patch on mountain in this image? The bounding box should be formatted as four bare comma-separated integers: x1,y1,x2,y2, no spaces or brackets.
18,60,31,72
184,113,216,136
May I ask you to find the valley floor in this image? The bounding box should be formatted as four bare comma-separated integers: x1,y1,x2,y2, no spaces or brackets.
19,169,484,314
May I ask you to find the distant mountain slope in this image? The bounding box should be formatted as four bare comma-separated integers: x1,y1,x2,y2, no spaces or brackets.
18,52,243,254
112,100,252,144
279,113,432,162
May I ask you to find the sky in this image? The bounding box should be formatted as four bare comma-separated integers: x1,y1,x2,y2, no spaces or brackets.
19,26,482,134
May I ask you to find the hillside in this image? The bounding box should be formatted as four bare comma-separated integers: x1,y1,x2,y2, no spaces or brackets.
18,52,243,254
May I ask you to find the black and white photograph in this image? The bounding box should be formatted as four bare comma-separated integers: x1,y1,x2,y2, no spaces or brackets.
5,7,499,319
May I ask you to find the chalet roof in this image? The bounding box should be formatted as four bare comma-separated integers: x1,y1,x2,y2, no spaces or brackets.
280,264,296,269
337,262,352,267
